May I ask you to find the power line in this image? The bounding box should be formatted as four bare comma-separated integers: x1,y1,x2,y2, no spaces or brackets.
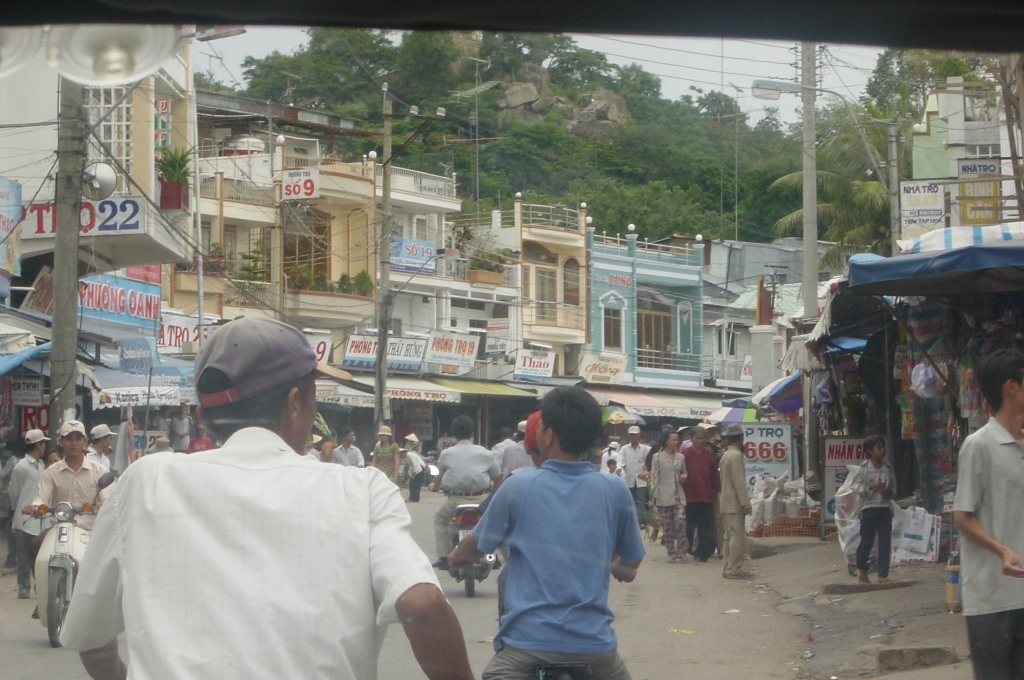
585,35,794,66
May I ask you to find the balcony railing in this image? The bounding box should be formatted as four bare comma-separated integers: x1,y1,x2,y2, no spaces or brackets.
199,176,277,207
285,156,374,180
521,204,579,232
523,302,586,330
225,279,277,309
637,348,702,373
704,355,749,382
591,233,702,267
377,164,456,199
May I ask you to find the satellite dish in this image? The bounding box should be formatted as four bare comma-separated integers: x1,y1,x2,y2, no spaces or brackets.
82,163,117,201
0,27,43,79
48,25,178,86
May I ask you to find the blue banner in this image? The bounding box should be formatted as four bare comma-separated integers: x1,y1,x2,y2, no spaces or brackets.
0,177,22,276
78,272,161,330
390,238,436,274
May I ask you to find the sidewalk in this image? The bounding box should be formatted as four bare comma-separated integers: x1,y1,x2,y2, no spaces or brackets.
749,536,970,679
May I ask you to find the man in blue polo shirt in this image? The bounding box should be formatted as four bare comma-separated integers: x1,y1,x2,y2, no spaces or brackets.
449,386,645,680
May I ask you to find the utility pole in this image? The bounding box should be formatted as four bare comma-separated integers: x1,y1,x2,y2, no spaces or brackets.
800,42,818,318
887,121,901,254
374,85,393,430
50,78,86,439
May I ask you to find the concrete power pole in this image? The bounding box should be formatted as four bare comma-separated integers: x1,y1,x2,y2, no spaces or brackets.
374,87,393,430
800,42,818,318
50,79,87,439
888,121,901,254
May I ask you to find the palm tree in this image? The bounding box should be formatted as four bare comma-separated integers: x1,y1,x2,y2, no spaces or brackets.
770,103,910,269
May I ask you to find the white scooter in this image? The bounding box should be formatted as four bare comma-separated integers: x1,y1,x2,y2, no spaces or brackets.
34,472,116,647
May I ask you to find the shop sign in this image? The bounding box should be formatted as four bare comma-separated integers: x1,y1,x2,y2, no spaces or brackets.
437,436,457,451
306,334,332,363
20,397,84,432
424,332,479,368
117,337,157,372
21,267,160,331
315,385,375,408
513,349,555,380
742,423,794,494
959,160,1000,226
340,334,426,373
486,318,510,337
157,314,217,353
0,177,22,276
484,336,508,357
824,437,866,470
133,430,168,454
124,264,162,284
92,386,181,409
385,386,459,403
900,180,944,238
281,168,320,200
12,377,42,407
390,238,436,274
23,196,147,239
580,353,626,384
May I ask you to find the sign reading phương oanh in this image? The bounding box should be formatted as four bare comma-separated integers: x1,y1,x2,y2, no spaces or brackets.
579,353,626,384
20,266,160,331
340,335,426,373
513,349,556,380
22,196,147,239
0,177,22,276
741,423,794,494
424,331,479,368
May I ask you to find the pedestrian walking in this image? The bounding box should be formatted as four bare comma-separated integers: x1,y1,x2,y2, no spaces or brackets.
371,426,401,483
169,402,193,452
855,434,896,584
620,425,650,528
600,441,623,474
953,349,1024,680
85,424,114,470
7,430,48,599
683,426,721,562
429,416,500,570
59,316,473,680
642,428,689,563
719,423,753,579
187,424,215,453
404,433,427,502
448,386,645,680
332,428,365,467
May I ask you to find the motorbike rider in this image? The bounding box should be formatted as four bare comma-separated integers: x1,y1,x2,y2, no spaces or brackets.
449,386,645,680
24,421,107,532
429,415,501,570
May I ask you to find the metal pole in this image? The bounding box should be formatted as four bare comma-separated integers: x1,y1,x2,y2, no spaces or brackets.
735,115,740,240
375,88,393,430
192,82,204,344
888,121,901,254
49,78,86,439
801,42,818,318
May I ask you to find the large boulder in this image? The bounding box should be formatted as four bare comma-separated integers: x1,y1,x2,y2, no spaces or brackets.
500,108,544,127
516,63,550,91
531,90,557,113
566,119,617,139
498,82,540,109
577,89,628,124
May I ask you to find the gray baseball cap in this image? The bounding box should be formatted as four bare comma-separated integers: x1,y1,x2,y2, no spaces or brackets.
723,423,744,438
195,317,351,408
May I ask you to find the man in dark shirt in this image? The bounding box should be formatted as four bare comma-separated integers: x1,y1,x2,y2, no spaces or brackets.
682,426,721,562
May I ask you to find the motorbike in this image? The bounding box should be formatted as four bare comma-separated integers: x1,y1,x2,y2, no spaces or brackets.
449,503,497,597
34,471,116,647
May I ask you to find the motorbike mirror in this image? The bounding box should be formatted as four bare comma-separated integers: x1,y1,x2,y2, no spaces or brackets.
97,472,116,490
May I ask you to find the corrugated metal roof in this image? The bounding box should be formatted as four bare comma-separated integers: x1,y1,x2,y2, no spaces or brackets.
428,378,537,398
729,282,806,319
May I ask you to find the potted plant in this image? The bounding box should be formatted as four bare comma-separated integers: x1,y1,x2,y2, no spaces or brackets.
156,147,193,211
468,249,509,284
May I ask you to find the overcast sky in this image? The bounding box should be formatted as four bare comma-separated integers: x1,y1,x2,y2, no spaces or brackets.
199,27,885,125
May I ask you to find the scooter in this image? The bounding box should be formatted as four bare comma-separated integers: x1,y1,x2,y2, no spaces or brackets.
449,504,497,597
34,471,116,647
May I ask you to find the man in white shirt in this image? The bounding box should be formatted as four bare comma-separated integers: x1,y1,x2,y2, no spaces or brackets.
86,424,114,470
7,429,48,599
61,316,473,680
954,349,1024,679
599,441,623,474
491,426,515,470
169,403,193,452
619,426,651,526
332,428,365,467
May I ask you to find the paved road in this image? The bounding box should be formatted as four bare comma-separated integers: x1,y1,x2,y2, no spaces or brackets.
1,486,808,679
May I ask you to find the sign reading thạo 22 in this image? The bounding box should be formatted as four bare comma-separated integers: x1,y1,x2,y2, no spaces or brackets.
741,423,794,494
423,331,479,368
513,349,556,379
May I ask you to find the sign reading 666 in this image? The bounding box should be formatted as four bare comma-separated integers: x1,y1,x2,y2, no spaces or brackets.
742,423,794,494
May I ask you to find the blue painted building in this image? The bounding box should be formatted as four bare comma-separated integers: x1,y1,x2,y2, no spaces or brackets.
587,229,704,388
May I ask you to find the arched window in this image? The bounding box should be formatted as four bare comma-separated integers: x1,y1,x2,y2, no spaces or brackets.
563,258,580,306
523,241,558,264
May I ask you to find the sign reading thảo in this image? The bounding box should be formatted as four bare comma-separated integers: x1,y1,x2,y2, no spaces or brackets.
513,349,555,379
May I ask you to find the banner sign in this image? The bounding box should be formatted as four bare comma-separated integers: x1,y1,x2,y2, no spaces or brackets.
125,264,162,284
315,384,375,408
390,238,436,274
484,336,508,357
741,423,794,494
93,386,181,409
157,314,217,353
900,180,944,238
580,353,626,384
959,160,1001,226
306,334,332,363
424,332,479,368
513,349,556,380
23,196,147,239
20,267,160,331
20,397,84,433
824,437,866,470
281,168,320,200
0,177,22,276
133,430,168,455
12,377,42,407
117,337,157,372
486,318,510,337
340,335,426,373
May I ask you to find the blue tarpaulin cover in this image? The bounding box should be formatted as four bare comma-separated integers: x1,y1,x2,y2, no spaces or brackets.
0,342,50,376
848,242,1024,296
824,336,868,354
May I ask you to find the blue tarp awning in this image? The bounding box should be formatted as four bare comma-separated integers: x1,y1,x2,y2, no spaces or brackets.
824,336,868,354
848,242,1024,296
721,397,750,408
0,342,50,376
